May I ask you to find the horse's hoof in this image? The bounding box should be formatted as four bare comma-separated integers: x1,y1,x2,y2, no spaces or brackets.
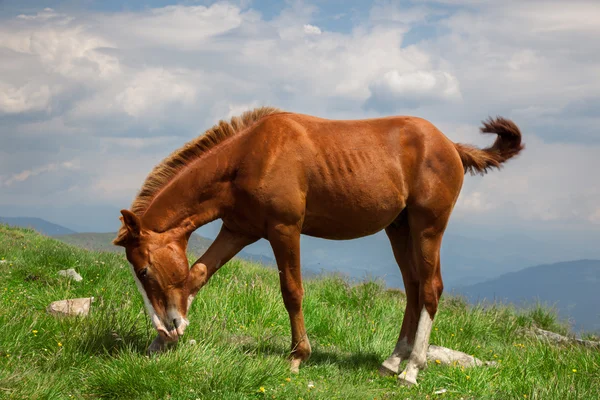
290,358,301,374
397,372,418,387
378,363,398,377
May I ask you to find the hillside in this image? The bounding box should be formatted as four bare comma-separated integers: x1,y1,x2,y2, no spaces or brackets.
455,260,600,333
1,224,599,399
55,232,276,266
0,216,76,236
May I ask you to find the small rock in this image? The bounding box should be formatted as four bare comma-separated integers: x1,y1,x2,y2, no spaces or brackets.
307,382,315,389
47,297,94,317
188,339,197,345
427,345,496,367
57,269,83,282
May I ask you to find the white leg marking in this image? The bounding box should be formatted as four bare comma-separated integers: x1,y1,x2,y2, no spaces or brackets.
380,337,412,375
398,307,433,386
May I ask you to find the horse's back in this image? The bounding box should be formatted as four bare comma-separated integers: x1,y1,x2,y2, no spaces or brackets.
235,112,464,239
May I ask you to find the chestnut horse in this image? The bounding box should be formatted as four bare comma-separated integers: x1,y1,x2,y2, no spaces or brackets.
114,107,523,386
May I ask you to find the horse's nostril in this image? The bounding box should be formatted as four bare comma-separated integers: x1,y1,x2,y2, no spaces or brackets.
173,319,178,328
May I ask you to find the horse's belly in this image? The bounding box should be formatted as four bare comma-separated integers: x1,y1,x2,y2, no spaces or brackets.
302,186,405,240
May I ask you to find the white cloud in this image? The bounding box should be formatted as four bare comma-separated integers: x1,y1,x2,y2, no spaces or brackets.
104,4,248,50
116,68,197,118
16,8,64,21
0,82,51,114
0,24,119,81
366,69,461,110
303,24,321,35
1,160,79,187
590,209,600,224
452,134,600,225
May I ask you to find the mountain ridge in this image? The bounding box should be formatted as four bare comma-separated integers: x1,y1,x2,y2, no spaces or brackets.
0,216,76,236
454,259,600,333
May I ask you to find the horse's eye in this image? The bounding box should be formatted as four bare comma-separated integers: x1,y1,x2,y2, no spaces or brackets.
139,268,148,279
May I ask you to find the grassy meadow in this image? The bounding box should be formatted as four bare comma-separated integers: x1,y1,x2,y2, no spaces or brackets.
1,224,599,399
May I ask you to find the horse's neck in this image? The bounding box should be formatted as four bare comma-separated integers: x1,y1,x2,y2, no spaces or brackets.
141,150,235,234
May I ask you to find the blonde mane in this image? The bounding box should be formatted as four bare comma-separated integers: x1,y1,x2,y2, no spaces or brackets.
115,106,282,241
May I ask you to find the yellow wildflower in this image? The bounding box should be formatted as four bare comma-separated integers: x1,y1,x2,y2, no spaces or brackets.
32,330,38,334
57,342,63,347
285,378,291,382
466,375,470,380
435,359,441,364
572,369,577,373
258,387,265,393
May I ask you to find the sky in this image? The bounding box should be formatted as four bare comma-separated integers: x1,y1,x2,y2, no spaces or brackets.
0,0,599,258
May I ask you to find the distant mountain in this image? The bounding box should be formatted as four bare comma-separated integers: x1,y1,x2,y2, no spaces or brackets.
454,259,600,333
0,217,76,236
55,232,276,266
242,231,566,289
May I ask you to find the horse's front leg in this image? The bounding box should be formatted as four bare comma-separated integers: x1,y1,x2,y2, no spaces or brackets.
268,223,311,373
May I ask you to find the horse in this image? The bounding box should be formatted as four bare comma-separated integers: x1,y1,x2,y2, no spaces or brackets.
113,107,523,386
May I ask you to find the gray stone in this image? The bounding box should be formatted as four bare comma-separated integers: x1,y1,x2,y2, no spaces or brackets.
427,345,497,367
47,297,94,317
533,328,600,348
57,268,83,282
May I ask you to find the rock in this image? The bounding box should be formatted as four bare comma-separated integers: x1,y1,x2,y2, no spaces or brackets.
47,297,94,317
188,339,197,345
427,345,496,367
532,328,600,348
57,269,83,282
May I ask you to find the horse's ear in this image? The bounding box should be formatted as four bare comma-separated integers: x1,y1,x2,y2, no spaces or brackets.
113,210,141,246
120,209,141,237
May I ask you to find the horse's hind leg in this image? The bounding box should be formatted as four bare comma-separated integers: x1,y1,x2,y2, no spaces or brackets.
396,206,450,387
379,210,419,376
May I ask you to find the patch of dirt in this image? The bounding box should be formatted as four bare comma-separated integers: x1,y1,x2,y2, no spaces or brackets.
24,274,40,282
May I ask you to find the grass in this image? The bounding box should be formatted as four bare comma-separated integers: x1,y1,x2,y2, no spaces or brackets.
1,224,599,399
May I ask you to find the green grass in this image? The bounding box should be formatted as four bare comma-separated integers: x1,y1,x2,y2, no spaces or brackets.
1,224,599,399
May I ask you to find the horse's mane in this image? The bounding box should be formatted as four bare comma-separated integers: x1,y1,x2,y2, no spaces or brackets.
115,106,282,241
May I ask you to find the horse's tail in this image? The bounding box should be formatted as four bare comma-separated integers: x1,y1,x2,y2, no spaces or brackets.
453,117,524,175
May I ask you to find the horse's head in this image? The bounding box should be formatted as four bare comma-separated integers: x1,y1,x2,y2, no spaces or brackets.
113,209,194,342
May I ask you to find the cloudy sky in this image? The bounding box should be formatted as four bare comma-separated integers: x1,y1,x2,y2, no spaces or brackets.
1,0,599,258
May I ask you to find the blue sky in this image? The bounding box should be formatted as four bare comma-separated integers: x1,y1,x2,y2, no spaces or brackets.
0,0,599,260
